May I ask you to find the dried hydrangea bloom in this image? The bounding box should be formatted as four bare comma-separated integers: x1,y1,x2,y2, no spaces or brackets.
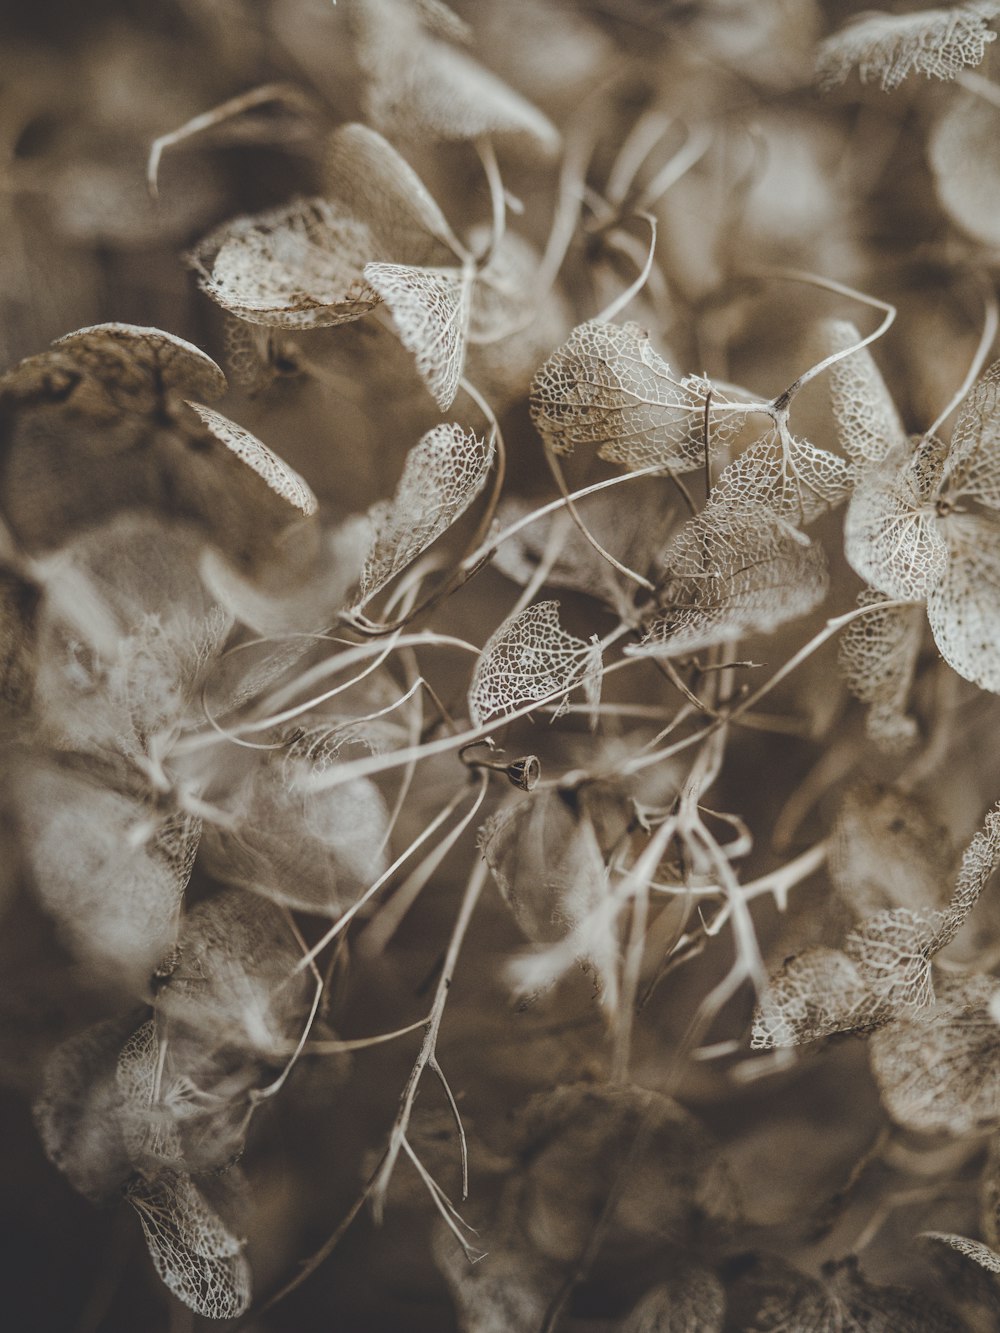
817,4,1000,92
631,499,828,657
125,1171,251,1320
869,973,1000,1134
837,589,924,750
467,599,602,726
356,423,494,605
529,320,714,473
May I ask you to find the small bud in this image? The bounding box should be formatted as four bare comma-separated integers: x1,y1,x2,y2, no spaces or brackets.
506,755,540,791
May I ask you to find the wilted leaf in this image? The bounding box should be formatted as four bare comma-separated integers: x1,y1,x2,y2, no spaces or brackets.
467,600,603,726
713,425,854,525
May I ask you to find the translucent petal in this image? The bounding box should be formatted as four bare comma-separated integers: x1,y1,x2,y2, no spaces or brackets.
824,319,907,466
186,402,317,516
631,500,828,657
364,261,473,408
529,320,711,473
51,323,227,402
869,974,1000,1135
467,600,603,726
751,948,880,1049
941,359,1000,510
714,426,854,525
126,1171,251,1320
357,423,494,603
837,589,924,750
930,90,1000,247
844,437,949,601
188,198,381,329
928,515,1000,692
921,1232,1000,1274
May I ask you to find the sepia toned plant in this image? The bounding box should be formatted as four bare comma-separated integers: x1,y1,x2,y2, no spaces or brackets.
7,2,1000,1331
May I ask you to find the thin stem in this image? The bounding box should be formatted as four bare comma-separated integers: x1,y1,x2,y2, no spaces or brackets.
148,83,313,196
371,859,489,1218
923,274,999,440
474,136,506,269
543,448,656,592
595,213,658,324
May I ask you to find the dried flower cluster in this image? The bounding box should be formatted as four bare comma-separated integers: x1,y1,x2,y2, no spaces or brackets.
7,1,1000,1330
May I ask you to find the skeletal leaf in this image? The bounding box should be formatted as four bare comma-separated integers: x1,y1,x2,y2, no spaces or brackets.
930,90,1000,247
364,261,473,409
529,321,713,473
467,600,603,726
869,974,1000,1134
922,1232,1000,1274
844,436,950,602
941,359,1000,510
948,799,1000,932
126,1171,251,1320
817,5,1000,92
631,500,828,656
845,907,944,1014
185,403,316,517
116,1019,184,1173
824,319,907,467
356,423,493,604
837,589,924,750
829,783,954,921
620,1266,726,1332
188,198,381,330
353,0,559,155
33,1016,134,1202
155,889,310,1059
713,426,854,525
928,515,1000,691
751,947,880,1049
